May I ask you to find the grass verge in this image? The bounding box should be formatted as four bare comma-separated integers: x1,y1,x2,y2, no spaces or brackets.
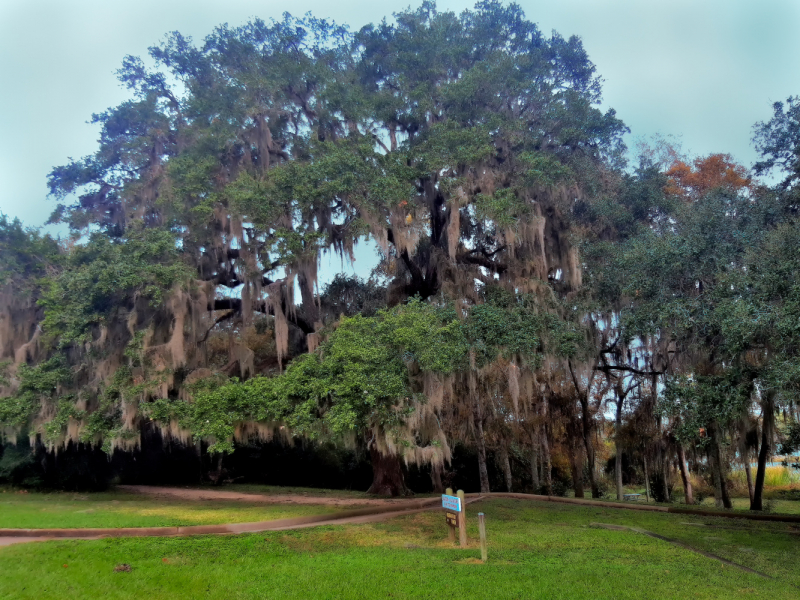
0,489,342,529
0,497,798,599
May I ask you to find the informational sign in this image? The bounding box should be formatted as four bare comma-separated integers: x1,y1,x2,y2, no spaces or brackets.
441,494,462,512
445,512,458,527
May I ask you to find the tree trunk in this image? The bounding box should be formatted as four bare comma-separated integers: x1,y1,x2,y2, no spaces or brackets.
661,444,671,503
541,424,553,495
366,444,409,496
739,418,755,504
473,397,490,493
500,447,513,492
579,396,601,498
530,446,540,491
615,400,624,500
654,415,670,503
752,391,775,511
209,452,225,485
677,443,693,505
709,446,723,508
431,462,444,494
709,424,732,509
715,434,732,510
569,439,584,499
643,455,651,502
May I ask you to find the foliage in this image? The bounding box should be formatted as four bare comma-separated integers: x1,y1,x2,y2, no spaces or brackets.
664,153,751,200
318,274,387,318
148,299,466,453
718,218,800,394
38,227,190,345
0,357,72,433
0,214,59,290
779,421,800,456
753,96,800,188
4,0,800,502
660,372,752,444
464,286,582,367
0,444,39,487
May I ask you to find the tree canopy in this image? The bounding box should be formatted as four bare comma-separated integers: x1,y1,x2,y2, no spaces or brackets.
1,1,798,500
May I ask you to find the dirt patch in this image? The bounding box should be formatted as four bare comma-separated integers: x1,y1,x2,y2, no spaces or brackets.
453,557,484,565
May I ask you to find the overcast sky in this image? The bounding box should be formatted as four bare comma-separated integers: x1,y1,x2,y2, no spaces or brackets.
1,0,798,240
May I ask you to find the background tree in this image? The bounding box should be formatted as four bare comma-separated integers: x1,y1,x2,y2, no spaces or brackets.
4,1,798,503
1,1,623,493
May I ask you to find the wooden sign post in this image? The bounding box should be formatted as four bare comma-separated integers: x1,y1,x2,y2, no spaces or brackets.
445,488,456,541
441,489,466,546
457,490,467,547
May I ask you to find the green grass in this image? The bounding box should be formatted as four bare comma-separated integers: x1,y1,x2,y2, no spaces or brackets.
695,496,800,514
611,484,800,515
1,497,798,599
0,490,344,529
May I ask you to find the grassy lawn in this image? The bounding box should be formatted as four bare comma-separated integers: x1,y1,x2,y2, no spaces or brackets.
1,497,798,599
607,483,800,515
0,489,344,529
695,496,800,514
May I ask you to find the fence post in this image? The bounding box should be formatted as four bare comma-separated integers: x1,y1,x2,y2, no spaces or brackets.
478,512,487,562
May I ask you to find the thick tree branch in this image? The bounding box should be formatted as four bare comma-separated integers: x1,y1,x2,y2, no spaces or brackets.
211,298,315,335
200,310,236,342
594,364,664,377
467,245,507,258
457,252,508,274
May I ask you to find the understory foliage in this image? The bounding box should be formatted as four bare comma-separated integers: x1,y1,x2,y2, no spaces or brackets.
1,2,799,499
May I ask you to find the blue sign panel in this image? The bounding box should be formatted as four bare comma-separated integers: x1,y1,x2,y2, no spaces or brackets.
441,494,462,512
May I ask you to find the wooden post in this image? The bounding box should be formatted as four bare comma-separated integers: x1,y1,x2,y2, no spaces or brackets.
457,489,467,547
478,512,487,562
446,488,455,542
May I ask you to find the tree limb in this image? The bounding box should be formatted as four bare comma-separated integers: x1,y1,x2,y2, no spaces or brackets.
594,364,664,377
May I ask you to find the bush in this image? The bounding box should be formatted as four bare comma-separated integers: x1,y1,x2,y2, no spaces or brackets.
592,474,613,499
775,489,800,501
603,453,638,485
648,472,674,503
549,463,574,497
0,443,41,488
550,477,570,498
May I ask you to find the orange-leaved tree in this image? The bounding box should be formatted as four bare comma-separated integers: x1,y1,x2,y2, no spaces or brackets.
665,153,751,200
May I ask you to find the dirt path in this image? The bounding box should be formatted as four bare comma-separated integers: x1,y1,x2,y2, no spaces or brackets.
0,496,463,547
0,536,88,547
4,489,796,548
117,485,415,507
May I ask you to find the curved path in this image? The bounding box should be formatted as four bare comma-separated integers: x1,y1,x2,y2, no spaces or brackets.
116,485,413,506
122,487,800,523
2,488,798,547
0,494,456,547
